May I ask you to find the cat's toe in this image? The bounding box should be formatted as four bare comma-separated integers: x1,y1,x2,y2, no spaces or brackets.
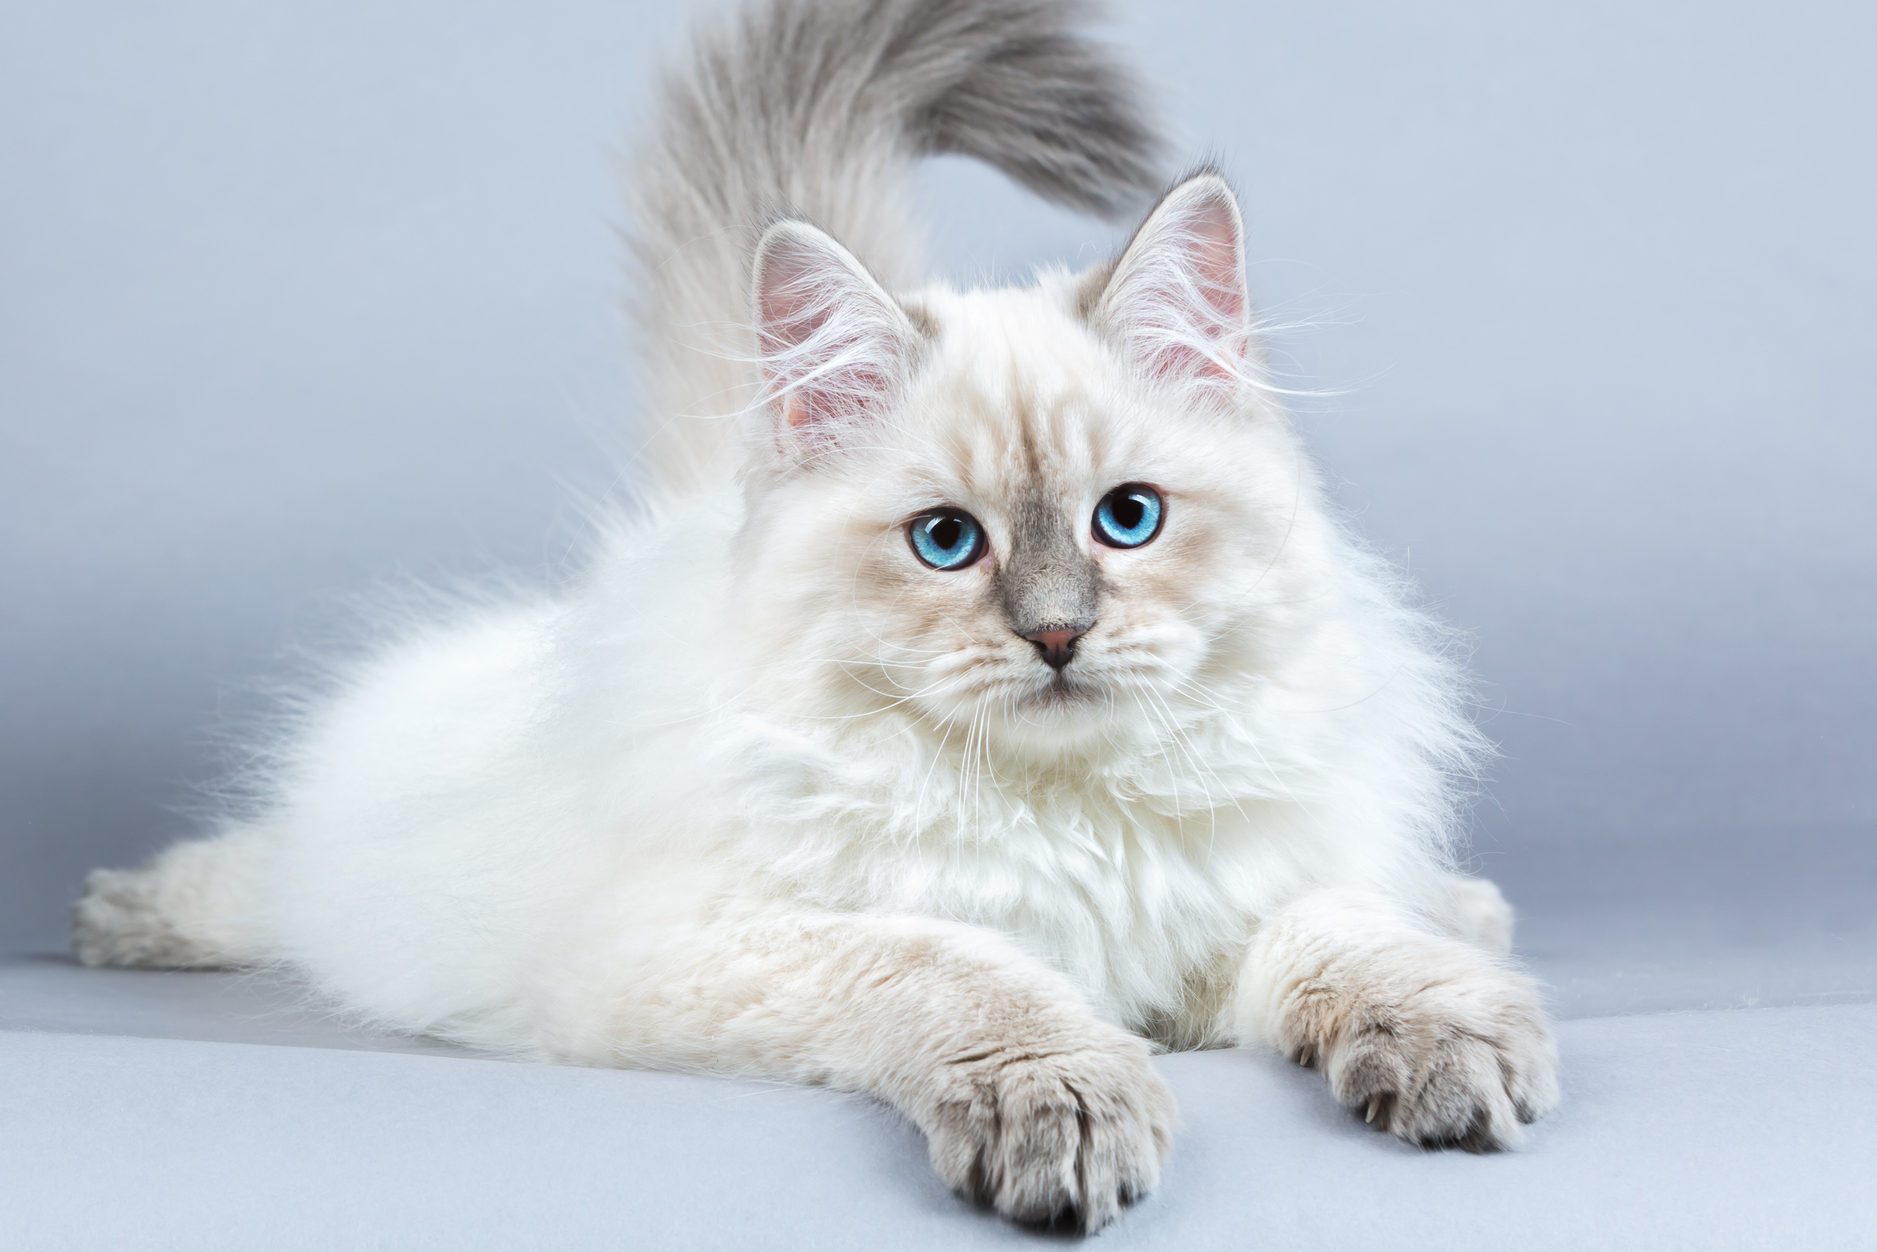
926,1031,1175,1233
1325,971,1558,1151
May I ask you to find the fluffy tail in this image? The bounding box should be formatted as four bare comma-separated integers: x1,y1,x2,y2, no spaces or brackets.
629,0,1165,488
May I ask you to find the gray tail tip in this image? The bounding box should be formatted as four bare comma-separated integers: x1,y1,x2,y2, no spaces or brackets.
920,10,1170,217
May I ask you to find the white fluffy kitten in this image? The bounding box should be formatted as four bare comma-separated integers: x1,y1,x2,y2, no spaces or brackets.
77,0,1557,1231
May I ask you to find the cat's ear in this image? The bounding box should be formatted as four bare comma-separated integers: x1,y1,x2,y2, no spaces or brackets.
1086,171,1251,402
752,220,917,459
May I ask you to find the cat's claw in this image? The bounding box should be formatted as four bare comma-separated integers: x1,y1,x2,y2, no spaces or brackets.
1323,972,1559,1151
925,1032,1175,1233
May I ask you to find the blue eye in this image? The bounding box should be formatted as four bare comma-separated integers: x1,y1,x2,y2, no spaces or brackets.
1093,484,1164,549
908,509,986,570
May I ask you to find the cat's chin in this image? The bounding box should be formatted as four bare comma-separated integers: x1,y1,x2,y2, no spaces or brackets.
976,674,1122,755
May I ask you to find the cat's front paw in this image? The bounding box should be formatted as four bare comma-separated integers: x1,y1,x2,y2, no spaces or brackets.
924,1029,1176,1233
1307,959,1559,1151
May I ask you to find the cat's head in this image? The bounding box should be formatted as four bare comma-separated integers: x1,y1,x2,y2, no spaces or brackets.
731,173,1327,757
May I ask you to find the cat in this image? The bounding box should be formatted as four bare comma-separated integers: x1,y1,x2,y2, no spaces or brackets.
75,0,1557,1232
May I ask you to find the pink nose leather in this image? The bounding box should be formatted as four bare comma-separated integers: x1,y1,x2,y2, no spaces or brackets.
1024,626,1087,671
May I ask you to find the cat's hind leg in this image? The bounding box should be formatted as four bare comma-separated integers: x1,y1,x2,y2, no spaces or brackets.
74,825,274,969
1441,871,1516,953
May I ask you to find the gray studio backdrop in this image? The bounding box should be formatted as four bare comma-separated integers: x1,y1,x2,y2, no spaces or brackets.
3,2,1873,1007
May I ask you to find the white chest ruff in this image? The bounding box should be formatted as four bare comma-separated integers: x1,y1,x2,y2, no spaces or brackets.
725,741,1283,1030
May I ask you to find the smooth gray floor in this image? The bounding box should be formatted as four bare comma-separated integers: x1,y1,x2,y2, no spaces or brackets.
4,973,1872,1250
5,878,1873,1247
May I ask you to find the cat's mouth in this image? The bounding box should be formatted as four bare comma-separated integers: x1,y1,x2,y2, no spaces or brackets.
1024,671,1101,711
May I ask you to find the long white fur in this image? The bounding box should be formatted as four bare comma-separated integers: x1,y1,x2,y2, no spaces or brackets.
75,0,1558,1232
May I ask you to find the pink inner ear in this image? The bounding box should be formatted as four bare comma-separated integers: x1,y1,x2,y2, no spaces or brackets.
1108,181,1251,387
1182,198,1248,324
755,228,903,444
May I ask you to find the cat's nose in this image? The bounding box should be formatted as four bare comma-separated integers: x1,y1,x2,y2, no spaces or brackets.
1022,624,1090,671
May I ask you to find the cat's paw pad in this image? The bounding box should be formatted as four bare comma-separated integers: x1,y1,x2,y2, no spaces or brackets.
1323,968,1558,1151
926,1032,1176,1233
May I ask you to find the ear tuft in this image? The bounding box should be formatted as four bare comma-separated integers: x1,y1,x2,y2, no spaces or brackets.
1089,172,1251,400
753,222,914,456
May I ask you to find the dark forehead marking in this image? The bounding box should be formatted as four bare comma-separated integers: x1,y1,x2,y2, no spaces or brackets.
1008,370,1111,495
932,372,999,486
1007,363,1044,479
